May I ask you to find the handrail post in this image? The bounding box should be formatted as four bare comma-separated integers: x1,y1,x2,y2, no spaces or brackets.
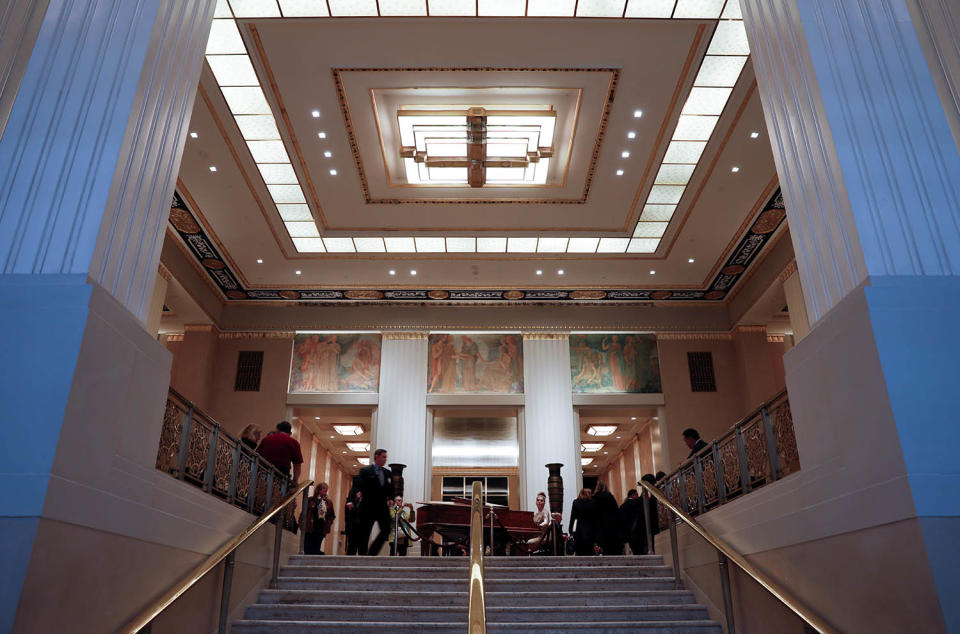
298,487,309,555
269,510,283,589
718,552,736,634
227,442,240,506
713,443,727,504
216,551,236,634
668,509,682,590
693,455,707,511
264,469,274,510
641,488,654,555
761,405,781,482
175,406,194,480
247,459,258,512
204,425,219,493
735,426,752,494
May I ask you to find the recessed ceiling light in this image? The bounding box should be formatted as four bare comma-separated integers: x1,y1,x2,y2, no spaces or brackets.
257,258,263,264
633,109,643,118
208,166,217,172
587,425,616,436
592,464,598,468
342,450,347,454
557,269,565,275
346,442,370,453
389,269,396,276
410,269,417,276
581,443,604,453
330,435,335,439
615,436,622,439
630,417,637,420
621,151,630,158
750,131,760,138
311,110,320,118
189,131,198,138
295,270,302,275
689,258,695,263
317,131,327,139
603,451,609,455
731,166,740,173
333,424,364,436
627,131,636,139
329,169,337,176
649,270,656,275
616,169,624,176
536,269,543,275
323,151,332,158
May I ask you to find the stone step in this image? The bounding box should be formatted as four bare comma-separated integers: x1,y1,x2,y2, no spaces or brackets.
275,576,680,592
243,604,710,623
279,564,673,580
258,589,697,608
231,620,722,633
285,555,665,568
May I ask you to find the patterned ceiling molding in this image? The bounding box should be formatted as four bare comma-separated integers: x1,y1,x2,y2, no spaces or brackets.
657,332,733,341
521,332,571,340
183,324,219,333
777,260,799,284
165,333,185,342
167,187,785,304
767,335,786,343
734,325,768,334
382,331,430,340
332,67,618,205
158,263,172,281
217,331,296,340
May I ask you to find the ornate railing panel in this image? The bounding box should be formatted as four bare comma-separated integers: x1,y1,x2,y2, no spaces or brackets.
154,388,295,532
658,390,799,520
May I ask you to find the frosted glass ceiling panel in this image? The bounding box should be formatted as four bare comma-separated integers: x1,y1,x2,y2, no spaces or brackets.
214,0,233,18
415,237,446,252
206,20,245,55
206,55,259,86
246,140,290,163
672,114,719,140
322,238,356,252
640,204,676,221
328,0,379,15
647,185,685,204
672,0,724,18
537,237,569,253
681,86,733,115
229,0,280,17
354,237,387,252
507,237,538,253
446,237,476,252
527,0,576,15
235,114,280,140
624,0,675,18
284,221,320,237
478,0,526,15
277,204,313,221
258,163,298,184
428,0,475,15
278,0,330,15
663,140,707,163
268,184,306,204
567,237,601,253
633,222,668,238
293,237,326,252
627,238,660,253
477,237,507,252
576,0,627,17
721,0,742,18
694,55,747,87
654,163,696,185
707,20,750,55
597,238,630,253
384,237,416,252
221,86,272,115
379,0,427,14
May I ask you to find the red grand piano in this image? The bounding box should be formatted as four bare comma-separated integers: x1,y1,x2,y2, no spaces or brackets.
416,498,545,556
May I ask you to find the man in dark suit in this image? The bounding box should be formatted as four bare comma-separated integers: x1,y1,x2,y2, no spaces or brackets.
682,428,709,458
355,448,394,556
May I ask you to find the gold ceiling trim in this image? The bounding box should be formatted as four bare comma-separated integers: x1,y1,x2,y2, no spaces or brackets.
521,332,570,340
164,333,185,342
333,66,618,205
382,331,430,340
218,331,296,340
778,260,799,284
657,332,733,341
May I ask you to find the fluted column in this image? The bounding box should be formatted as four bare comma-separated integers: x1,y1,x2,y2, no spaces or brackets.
521,333,579,524
375,332,429,510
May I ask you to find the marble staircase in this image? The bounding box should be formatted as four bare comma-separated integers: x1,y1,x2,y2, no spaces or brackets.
231,554,721,633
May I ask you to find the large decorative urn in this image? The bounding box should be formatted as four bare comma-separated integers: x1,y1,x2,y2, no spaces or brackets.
389,463,406,499
545,463,564,517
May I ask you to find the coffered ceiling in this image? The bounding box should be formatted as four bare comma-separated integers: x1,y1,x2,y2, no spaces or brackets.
171,3,786,303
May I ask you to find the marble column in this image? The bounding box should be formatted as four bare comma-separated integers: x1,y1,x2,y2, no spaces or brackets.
521,333,579,524
0,0,216,629
375,332,429,511
729,1,960,630
779,261,810,342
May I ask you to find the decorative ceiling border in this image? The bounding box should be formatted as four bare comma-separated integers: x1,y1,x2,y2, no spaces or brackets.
332,67,619,205
167,186,785,304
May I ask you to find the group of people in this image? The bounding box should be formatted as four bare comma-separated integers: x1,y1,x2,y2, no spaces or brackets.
567,475,666,556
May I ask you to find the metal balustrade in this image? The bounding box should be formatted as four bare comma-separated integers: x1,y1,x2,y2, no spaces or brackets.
155,388,297,530
658,390,799,527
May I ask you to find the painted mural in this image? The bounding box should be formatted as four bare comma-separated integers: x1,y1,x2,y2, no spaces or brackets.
289,333,381,393
569,334,661,393
428,334,523,394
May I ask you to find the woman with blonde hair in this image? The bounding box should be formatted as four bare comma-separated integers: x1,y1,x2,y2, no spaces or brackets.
240,424,261,451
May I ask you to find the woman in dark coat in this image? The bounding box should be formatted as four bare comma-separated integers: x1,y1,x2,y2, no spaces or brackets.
304,482,336,555
591,481,622,555
568,488,595,556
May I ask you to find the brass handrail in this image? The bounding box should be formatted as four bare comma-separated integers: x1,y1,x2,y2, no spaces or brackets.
638,479,837,634
118,479,313,634
467,480,486,634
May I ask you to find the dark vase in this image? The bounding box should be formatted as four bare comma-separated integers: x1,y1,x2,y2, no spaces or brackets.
389,463,406,499
545,463,564,517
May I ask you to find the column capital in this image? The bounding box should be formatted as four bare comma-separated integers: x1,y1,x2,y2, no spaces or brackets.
521,331,570,340
217,331,294,340
777,260,799,284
